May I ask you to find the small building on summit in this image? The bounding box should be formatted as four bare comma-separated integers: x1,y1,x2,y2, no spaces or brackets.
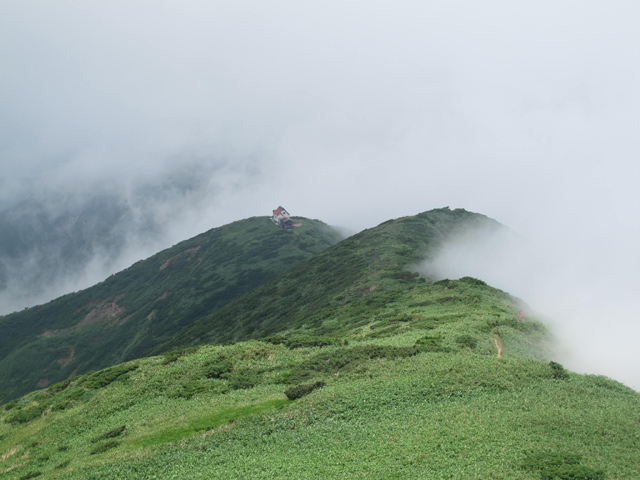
271,206,294,229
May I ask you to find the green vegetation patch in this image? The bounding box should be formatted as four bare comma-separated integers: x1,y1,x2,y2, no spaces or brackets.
284,335,338,349
202,356,234,379
129,398,291,448
415,334,450,352
6,403,47,424
83,363,139,389
90,440,120,455
18,472,42,480
161,346,202,365
285,381,325,400
550,361,570,380
288,344,420,384
520,451,605,479
91,425,126,443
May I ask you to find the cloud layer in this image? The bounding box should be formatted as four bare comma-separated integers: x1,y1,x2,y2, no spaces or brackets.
1,1,639,388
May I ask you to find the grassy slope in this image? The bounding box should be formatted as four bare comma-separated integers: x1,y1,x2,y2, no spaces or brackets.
155,208,504,351
0,278,638,479
1,208,638,479
0,217,342,402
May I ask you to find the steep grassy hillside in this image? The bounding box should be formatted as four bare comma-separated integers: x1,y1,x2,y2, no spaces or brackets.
0,217,342,402
155,208,504,351
1,277,638,479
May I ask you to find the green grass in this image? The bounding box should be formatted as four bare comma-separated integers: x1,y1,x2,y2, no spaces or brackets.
1,208,638,478
127,398,292,449
1,295,638,479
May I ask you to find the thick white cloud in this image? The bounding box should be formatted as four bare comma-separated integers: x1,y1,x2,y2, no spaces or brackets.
1,1,639,388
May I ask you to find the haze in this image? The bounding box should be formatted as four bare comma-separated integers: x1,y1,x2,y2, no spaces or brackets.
1,2,639,388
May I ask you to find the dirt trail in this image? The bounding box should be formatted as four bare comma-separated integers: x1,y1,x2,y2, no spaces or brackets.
493,337,503,358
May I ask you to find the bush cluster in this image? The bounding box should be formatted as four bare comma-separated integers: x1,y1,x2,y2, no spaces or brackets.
520,452,604,480
90,440,120,455
415,335,450,352
46,379,72,394
284,335,337,349
6,404,47,424
161,346,201,365
91,425,126,443
168,380,209,399
2,398,19,411
285,381,325,400
455,335,478,349
549,361,570,380
84,364,139,389
288,345,419,384
18,471,42,479
226,370,260,390
203,357,234,379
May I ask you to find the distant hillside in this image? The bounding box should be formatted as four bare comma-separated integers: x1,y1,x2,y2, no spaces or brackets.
0,216,342,402
0,169,211,315
155,208,506,351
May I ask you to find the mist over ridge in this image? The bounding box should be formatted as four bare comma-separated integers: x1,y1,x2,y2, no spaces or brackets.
1,1,639,390
0,160,262,315
420,223,640,391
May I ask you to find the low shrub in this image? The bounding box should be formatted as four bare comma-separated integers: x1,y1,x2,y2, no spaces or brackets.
2,398,19,411
203,357,234,379
46,379,72,394
84,364,139,389
51,400,72,412
288,345,419,384
520,452,604,480
168,380,208,399
366,325,402,339
284,335,337,349
415,335,450,352
161,346,201,365
90,440,119,455
357,345,419,360
459,276,488,287
541,465,605,480
261,335,287,345
285,381,325,400
226,370,260,390
91,425,126,443
18,472,42,480
7,404,47,424
455,335,478,349
549,361,570,380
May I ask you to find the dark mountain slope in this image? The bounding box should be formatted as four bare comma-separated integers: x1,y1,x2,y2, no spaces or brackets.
0,216,342,402
156,208,505,351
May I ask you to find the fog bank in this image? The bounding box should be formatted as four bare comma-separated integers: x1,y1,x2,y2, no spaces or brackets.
420,225,640,391
1,1,639,387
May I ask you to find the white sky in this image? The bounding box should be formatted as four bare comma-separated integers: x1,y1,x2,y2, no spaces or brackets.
1,1,639,389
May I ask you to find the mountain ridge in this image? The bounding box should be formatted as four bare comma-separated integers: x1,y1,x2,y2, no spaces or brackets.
0,215,342,402
1,207,639,478
154,207,505,351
